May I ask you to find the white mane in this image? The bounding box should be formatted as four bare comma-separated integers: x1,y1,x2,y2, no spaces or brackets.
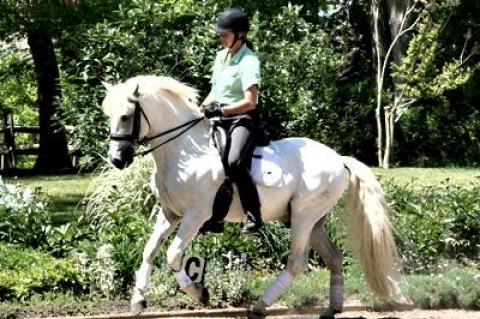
102,75,200,116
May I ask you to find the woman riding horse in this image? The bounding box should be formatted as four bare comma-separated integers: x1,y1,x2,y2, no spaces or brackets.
201,8,262,234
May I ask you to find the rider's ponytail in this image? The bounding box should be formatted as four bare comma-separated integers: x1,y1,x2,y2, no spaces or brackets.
245,39,254,51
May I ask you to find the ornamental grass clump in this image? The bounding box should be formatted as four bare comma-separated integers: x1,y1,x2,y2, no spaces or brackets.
83,156,157,231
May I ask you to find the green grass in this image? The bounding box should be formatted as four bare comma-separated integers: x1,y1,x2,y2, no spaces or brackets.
246,268,331,307
5,174,95,224
246,265,480,309
3,167,479,224
372,167,480,185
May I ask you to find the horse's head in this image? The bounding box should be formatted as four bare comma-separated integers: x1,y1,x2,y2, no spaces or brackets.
102,81,150,169
102,76,201,169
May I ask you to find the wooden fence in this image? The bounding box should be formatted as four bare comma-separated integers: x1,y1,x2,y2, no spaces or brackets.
0,111,81,172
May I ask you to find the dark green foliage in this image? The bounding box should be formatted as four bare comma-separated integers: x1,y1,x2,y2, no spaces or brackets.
396,100,480,167
390,0,480,167
385,180,480,273
0,243,82,301
58,1,373,168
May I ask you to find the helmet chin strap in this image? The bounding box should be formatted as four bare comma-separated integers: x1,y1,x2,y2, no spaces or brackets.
229,32,244,49
229,32,239,48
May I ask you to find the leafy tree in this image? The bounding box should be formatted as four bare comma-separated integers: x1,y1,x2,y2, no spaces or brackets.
61,0,351,167
0,0,120,172
391,0,480,165
369,0,479,167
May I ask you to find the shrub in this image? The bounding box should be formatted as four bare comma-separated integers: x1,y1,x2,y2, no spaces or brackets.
83,157,157,229
406,266,480,309
0,177,51,248
0,243,82,301
71,244,117,299
204,253,253,307
0,177,87,257
60,1,351,168
385,179,480,273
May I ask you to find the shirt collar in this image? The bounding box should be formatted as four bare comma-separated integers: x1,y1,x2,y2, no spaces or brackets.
224,44,248,65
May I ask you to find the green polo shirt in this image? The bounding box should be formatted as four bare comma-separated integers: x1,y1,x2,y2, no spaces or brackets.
210,44,261,105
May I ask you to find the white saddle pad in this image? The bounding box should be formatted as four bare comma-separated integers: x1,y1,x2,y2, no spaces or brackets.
251,145,283,188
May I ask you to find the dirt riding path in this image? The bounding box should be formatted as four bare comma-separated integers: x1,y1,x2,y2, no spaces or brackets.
269,309,480,319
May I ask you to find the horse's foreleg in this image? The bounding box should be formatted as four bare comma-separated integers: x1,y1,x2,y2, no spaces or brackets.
131,207,179,315
166,210,210,305
310,218,344,319
249,217,314,319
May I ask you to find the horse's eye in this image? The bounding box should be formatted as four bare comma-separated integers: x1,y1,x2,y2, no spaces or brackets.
120,115,129,121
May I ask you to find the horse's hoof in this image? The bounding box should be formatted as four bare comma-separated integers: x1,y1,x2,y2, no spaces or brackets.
247,308,266,319
319,308,341,319
130,299,147,316
199,287,210,306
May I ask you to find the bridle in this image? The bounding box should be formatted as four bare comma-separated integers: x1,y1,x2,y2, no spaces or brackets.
109,87,204,156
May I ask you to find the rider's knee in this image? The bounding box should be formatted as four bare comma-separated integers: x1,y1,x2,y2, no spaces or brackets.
227,157,242,172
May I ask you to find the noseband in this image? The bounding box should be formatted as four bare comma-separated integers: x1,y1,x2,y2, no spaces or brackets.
109,101,151,144
109,100,204,156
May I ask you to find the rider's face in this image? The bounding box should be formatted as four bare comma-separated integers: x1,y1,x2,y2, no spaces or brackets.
219,31,234,48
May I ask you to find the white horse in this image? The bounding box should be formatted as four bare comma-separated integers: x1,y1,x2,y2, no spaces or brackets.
102,75,403,319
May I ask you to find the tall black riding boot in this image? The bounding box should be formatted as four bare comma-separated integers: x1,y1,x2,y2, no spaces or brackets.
242,210,263,234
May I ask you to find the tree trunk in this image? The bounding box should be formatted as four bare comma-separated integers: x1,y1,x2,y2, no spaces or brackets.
372,0,385,167
27,28,72,172
372,0,416,168
382,104,395,168
381,0,415,168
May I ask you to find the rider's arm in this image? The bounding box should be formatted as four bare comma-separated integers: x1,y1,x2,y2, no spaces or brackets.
221,84,258,116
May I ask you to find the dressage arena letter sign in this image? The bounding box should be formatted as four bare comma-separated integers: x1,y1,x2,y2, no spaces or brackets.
183,256,206,284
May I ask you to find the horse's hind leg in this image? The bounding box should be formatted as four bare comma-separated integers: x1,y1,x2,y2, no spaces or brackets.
249,212,317,319
131,207,179,315
310,218,344,319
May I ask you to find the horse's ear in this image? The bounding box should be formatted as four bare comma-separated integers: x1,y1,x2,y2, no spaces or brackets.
102,81,114,92
128,84,140,103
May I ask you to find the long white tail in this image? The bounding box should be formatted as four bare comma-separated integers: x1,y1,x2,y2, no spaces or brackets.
342,156,400,299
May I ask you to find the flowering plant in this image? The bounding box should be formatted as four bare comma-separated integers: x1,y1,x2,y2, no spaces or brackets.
0,177,51,247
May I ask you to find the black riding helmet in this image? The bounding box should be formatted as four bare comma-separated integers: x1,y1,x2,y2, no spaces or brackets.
215,8,250,34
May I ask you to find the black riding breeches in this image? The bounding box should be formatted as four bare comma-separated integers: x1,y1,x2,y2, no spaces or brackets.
216,117,261,214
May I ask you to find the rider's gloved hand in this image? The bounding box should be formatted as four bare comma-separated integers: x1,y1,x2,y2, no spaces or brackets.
203,105,224,119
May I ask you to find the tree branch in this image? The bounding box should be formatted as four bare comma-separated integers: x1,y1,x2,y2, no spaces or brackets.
460,44,479,68
380,5,422,84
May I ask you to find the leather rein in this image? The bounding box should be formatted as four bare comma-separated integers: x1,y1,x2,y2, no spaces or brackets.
109,100,204,157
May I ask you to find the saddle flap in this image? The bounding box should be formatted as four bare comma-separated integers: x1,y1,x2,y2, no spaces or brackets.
251,147,283,188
